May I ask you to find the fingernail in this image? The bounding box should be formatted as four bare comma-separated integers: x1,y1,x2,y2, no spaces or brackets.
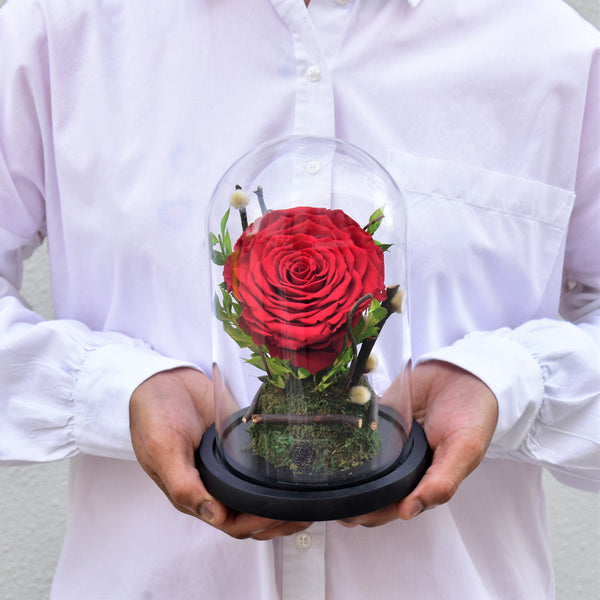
409,499,424,519
199,501,215,523
339,519,359,527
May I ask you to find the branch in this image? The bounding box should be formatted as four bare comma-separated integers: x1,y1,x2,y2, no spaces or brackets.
251,413,363,428
254,185,268,214
344,293,373,390
349,285,403,388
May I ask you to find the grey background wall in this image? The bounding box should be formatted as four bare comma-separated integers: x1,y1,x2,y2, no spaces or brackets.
0,1,598,599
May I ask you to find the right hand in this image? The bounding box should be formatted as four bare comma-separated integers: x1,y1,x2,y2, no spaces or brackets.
129,367,312,540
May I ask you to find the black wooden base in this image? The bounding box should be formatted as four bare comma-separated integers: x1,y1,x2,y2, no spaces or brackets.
195,408,431,522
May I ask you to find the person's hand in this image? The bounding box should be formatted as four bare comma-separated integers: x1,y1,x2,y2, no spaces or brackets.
130,367,311,540
339,360,498,527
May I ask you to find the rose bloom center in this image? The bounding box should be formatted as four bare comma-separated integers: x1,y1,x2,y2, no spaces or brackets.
285,254,319,283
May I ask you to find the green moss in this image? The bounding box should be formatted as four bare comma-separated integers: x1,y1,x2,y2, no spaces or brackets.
250,375,381,475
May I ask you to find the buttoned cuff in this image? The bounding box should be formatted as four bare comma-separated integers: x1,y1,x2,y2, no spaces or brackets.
74,342,197,460
414,330,545,455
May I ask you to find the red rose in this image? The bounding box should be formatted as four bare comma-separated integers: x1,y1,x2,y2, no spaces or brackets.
224,206,386,373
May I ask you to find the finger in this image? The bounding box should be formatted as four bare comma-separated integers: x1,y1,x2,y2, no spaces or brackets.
396,433,477,520
249,520,313,541
143,448,307,539
337,519,360,528
142,465,207,519
131,417,226,526
216,510,312,540
336,504,399,528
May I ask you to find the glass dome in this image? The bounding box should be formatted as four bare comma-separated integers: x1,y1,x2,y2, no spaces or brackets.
197,136,428,521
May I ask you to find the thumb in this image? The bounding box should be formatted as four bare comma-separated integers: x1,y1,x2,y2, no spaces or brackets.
130,368,228,524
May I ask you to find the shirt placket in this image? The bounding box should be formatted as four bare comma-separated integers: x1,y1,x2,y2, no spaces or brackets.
266,3,355,599
272,0,359,207
281,523,327,600
271,0,336,138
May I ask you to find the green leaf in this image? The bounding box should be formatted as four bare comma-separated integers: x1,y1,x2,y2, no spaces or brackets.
366,207,384,236
214,294,226,320
296,368,312,380
245,355,268,371
220,208,231,239
223,229,232,256
270,375,287,389
211,249,226,266
370,306,388,323
352,315,368,340
222,289,233,312
223,322,253,348
374,241,393,252
266,357,294,377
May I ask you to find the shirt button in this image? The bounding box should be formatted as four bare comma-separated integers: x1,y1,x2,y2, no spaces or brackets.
295,532,312,551
306,160,321,175
306,64,322,82
334,0,349,4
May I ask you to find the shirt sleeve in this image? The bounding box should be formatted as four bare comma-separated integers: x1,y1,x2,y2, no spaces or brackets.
416,49,600,492
0,295,196,463
417,322,599,492
0,3,194,464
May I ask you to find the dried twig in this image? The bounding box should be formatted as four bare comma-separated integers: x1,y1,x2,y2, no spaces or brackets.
254,185,268,214
363,213,384,231
242,389,262,424
251,413,363,428
344,294,373,390
368,394,379,430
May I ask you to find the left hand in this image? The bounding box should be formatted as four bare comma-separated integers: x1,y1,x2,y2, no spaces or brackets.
338,360,498,527
130,367,312,540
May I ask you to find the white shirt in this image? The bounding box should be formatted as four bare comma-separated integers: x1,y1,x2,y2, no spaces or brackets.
0,1,598,598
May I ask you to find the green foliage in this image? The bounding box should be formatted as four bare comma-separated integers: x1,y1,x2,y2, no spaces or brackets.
210,208,233,266
365,206,393,252
313,298,387,392
214,287,311,389
215,283,389,392
365,207,384,236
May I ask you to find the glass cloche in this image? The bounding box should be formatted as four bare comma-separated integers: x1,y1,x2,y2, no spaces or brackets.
196,136,430,521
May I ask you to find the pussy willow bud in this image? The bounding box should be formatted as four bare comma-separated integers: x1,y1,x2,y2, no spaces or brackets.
230,186,249,209
364,354,378,373
231,185,249,230
389,287,406,314
349,385,371,405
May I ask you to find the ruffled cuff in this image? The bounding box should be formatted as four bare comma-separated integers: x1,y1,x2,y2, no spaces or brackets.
74,341,196,460
414,329,545,455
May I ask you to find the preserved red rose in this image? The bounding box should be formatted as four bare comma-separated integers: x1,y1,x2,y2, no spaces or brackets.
224,206,386,373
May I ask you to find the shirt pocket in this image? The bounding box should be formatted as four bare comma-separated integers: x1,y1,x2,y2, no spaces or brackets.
386,152,575,355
